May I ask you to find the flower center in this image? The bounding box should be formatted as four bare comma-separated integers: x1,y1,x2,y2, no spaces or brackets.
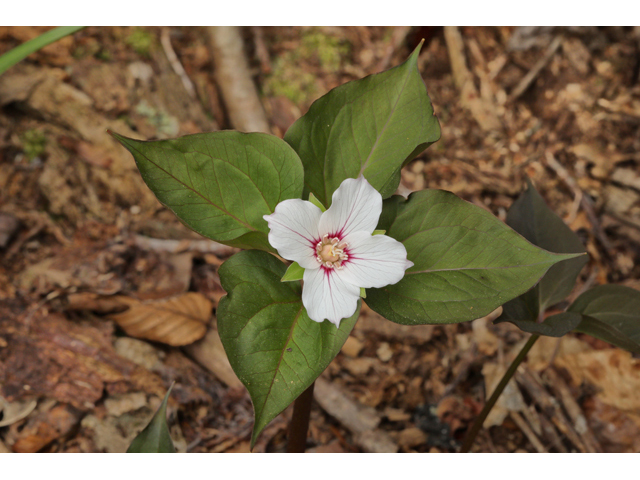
316,234,348,269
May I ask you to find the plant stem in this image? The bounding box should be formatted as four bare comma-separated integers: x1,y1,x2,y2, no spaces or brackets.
286,381,315,453
460,334,540,453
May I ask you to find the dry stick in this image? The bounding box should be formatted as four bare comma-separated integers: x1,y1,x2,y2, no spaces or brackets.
509,411,547,453
160,28,197,100
542,368,602,453
509,36,563,101
544,150,615,253
286,383,315,453
516,368,588,452
460,334,540,452
206,26,271,134
538,410,568,453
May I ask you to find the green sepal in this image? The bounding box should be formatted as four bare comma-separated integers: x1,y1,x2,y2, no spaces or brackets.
308,192,327,212
372,230,386,235
281,261,305,282
360,287,367,298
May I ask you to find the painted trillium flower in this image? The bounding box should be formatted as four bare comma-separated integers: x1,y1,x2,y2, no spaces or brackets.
263,176,413,327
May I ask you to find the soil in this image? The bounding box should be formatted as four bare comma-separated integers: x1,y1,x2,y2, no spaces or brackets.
1,26,640,453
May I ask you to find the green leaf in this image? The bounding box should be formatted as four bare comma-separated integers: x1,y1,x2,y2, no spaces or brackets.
500,179,588,319
0,27,85,76
499,312,582,337
284,43,440,207
111,131,304,252
308,192,327,212
365,190,583,325
217,250,359,448
281,261,304,282
569,285,640,353
127,383,176,453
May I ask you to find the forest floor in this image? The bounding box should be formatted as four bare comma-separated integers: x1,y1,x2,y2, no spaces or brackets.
1,26,640,453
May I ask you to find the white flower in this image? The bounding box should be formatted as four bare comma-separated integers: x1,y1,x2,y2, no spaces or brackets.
263,176,414,327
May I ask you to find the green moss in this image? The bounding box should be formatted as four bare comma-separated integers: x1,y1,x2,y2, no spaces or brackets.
21,129,47,160
125,28,155,57
264,29,351,106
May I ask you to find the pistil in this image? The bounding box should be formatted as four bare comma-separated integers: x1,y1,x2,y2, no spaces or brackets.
316,234,348,269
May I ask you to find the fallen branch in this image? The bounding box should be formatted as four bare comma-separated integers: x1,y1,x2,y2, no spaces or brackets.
206,26,270,134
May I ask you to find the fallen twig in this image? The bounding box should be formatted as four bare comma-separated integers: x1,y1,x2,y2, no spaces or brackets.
544,150,614,253
515,368,588,452
510,411,547,453
510,36,563,101
543,368,601,453
160,28,197,101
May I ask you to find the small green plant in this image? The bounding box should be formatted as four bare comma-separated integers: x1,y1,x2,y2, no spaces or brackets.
460,179,640,452
264,29,350,105
21,129,47,160
125,28,155,57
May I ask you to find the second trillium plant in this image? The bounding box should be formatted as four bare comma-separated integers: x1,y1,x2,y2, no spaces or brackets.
113,43,581,447
264,176,412,326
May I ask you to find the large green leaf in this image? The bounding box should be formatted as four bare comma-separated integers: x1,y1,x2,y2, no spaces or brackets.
569,285,640,353
217,250,359,447
127,384,175,453
284,43,440,207
111,131,304,252
496,179,588,330
365,190,583,325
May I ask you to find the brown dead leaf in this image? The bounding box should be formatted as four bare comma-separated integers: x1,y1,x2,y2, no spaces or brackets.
109,292,211,346
554,349,640,422
11,403,81,453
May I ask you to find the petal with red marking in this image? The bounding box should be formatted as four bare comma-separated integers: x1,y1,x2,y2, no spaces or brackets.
318,176,381,238
340,231,413,288
263,199,322,269
302,267,360,326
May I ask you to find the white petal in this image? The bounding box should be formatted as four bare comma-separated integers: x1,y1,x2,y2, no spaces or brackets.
339,231,413,288
318,176,381,239
263,199,322,269
302,267,360,326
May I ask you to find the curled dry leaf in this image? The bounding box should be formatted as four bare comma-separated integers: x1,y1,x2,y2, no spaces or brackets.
109,293,212,347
